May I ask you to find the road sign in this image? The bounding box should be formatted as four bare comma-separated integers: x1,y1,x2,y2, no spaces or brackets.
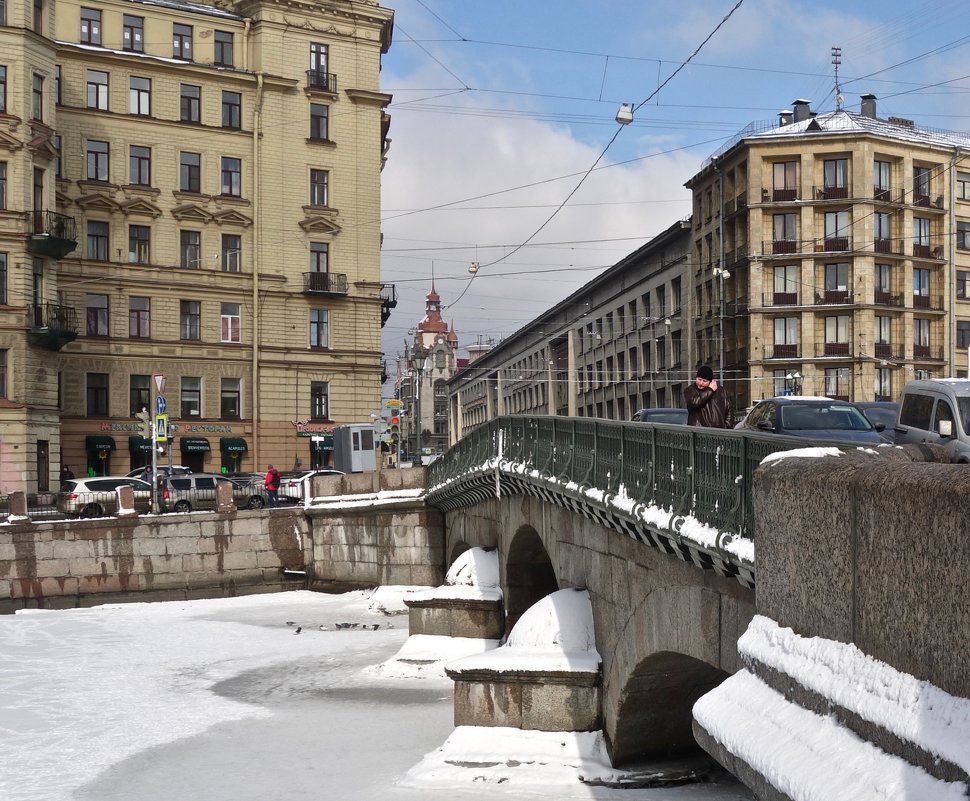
385,398,403,409
156,395,167,414
153,373,166,394
155,414,169,442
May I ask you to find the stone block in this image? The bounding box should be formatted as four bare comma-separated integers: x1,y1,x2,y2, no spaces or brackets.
52,540,96,560
453,680,522,728
256,550,283,568
520,683,601,732
76,573,138,595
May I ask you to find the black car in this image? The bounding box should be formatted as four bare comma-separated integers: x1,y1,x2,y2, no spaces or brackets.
854,401,899,443
632,408,689,425
738,396,885,444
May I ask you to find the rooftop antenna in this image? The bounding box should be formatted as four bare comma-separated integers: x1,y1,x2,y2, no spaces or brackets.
831,46,844,110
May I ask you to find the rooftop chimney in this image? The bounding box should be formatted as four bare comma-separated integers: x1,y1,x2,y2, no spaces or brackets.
792,99,812,123
860,93,877,119
778,109,794,126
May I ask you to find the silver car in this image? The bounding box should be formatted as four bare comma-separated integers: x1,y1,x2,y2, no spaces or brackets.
57,477,152,518
160,473,267,512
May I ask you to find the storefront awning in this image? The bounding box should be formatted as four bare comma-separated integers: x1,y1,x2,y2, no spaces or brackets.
180,437,211,452
220,437,248,453
85,435,116,452
310,434,334,452
128,436,153,453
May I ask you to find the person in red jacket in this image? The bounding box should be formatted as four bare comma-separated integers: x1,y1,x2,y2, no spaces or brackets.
264,464,281,507
684,365,735,429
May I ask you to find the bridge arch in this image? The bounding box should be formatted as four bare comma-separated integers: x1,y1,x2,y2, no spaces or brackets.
504,524,558,632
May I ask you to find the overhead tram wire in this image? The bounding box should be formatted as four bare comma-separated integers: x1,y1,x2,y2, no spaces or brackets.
441,0,746,313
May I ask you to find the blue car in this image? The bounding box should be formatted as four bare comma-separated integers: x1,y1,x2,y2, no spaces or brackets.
739,397,885,444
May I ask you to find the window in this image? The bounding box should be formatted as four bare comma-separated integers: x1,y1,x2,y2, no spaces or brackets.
773,213,796,242
173,23,193,60
181,377,201,417
52,135,61,178
875,315,891,347
913,165,931,203
772,160,797,195
221,234,240,272
958,172,970,201
824,315,849,345
220,157,241,196
958,321,970,349
221,303,240,342
913,216,931,247
958,221,970,250
914,318,930,349
0,162,4,209
309,169,330,207
823,158,848,193
179,152,200,192
0,0,5,25
875,368,892,401
874,212,892,241
129,297,150,338
180,230,200,268
86,221,108,260
824,367,850,399
221,378,240,418
128,225,150,263
875,263,892,294
0,66,6,113
85,69,108,110
310,381,329,420
180,84,200,122
958,271,970,300
129,76,150,115
309,242,328,274
309,308,329,348
773,317,798,355
130,375,150,415
913,268,930,298
824,263,849,293
221,91,240,128
824,211,849,244
0,252,6,304
874,160,891,196
32,73,43,121
773,264,797,300
80,7,101,45
86,293,108,336
86,373,109,416
54,64,60,105
129,145,150,185
180,300,200,340
309,42,329,87
310,103,329,140
32,0,41,33
123,14,144,52
214,31,233,66
86,140,109,181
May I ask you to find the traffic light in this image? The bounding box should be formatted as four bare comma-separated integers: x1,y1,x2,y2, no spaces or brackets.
390,415,400,435
134,409,153,439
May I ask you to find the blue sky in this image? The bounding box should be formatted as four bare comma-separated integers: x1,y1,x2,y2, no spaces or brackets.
378,0,970,375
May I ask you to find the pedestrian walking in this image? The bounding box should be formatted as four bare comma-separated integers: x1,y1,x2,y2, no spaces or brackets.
264,464,281,508
684,365,735,429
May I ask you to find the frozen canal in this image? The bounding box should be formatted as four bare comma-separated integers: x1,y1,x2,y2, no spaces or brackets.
0,590,751,801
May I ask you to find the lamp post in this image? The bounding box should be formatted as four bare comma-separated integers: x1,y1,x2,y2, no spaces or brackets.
411,345,429,465
785,370,803,396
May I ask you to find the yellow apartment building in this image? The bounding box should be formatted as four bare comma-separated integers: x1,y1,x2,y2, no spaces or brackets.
687,96,970,413
0,0,395,492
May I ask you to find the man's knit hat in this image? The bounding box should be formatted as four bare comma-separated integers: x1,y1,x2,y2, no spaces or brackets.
696,365,714,380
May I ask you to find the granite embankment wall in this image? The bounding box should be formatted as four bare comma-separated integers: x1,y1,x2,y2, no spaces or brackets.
0,468,443,613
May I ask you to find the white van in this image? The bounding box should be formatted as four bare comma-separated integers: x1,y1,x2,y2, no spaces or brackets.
895,378,970,462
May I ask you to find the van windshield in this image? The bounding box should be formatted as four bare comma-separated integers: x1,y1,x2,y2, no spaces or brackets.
959,398,970,435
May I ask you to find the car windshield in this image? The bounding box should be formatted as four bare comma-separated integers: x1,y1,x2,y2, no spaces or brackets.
642,411,686,424
780,403,872,431
959,398,970,435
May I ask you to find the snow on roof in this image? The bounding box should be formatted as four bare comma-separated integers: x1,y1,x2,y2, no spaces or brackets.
124,0,241,21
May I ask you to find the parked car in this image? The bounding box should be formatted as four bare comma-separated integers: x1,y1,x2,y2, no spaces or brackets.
159,473,265,512
737,396,884,444
57,476,152,518
279,468,345,503
632,408,689,424
895,378,970,462
855,401,900,443
227,477,268,509
126,465,192,481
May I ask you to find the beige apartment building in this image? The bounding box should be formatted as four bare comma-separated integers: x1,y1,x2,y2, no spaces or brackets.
0,0,395,491
687,96,970,413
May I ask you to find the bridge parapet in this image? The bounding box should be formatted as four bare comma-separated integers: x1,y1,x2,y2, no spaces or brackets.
426,417,864,589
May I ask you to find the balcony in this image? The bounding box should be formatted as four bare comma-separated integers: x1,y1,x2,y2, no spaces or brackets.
912,294,943,311
873,187,893,203
380,283,397,328
306,70,338,94
874,342,903,360
874,291,904,307
771,344,799,359
26,211,78,260
724,246,749,268
822,237,849,252
912,243,944,260
913,344,943,360
815,290,853,305
27,303,78,351
303,271,348,296
763,187,798,202
819,342,851,357
814,185,849,200
765,291,799,306
762,239,854,256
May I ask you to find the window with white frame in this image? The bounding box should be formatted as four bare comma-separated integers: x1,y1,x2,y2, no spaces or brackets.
181,377,201,417
220,303,240,342
309,308,329,348
86,69,108,110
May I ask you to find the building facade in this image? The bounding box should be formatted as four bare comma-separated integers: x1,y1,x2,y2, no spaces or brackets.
0,0,394,491
687,96,970,413
448,220,692,441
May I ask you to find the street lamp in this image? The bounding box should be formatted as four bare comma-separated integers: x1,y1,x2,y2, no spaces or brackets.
785,371,803,396
713,266,731,384
411,345,429,465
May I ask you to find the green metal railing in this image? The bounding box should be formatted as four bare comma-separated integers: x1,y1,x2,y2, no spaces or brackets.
426,416,830,543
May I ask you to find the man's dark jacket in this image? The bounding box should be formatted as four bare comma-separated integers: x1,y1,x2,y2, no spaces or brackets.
683,384,735,429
